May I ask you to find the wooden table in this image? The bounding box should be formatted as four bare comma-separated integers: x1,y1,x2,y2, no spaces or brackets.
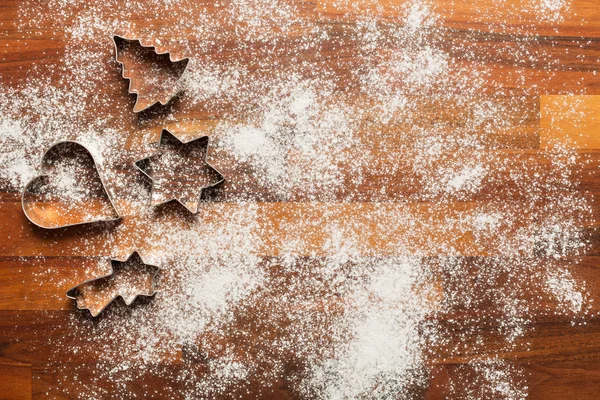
1,0,600,398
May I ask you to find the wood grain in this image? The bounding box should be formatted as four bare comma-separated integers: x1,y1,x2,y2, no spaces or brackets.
0,363,31,400
541,95,600,149
1,0,600,398
317,0,600,36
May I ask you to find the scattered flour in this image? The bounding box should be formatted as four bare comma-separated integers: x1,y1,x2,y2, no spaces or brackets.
0,0,593,398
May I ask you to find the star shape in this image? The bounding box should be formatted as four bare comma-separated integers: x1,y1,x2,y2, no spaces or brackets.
66,251,160,317
135,129,225,213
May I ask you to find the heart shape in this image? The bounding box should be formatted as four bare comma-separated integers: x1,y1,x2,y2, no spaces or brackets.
22,141,121,229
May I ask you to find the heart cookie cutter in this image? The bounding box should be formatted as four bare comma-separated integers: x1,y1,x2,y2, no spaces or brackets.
67,251,160,317
113,34,190,113
21,141,121,229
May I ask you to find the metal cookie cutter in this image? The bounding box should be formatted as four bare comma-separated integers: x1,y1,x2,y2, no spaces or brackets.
113,34,190,113
67,251,160,317
134,129,225,214
21,141,121,229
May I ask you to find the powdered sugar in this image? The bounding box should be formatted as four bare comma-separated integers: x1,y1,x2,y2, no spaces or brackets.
0,118,37,189
303,257,429,399
1,0,594,398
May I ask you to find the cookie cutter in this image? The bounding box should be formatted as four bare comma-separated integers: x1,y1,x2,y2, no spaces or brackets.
113,34,190,113
134,129,225,214
21,141,121,229
66,251,160,317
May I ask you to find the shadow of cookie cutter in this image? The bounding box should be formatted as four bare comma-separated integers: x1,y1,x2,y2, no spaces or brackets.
21,141,121,229
113,34,190,113
134,129,226,214
66,251,160,317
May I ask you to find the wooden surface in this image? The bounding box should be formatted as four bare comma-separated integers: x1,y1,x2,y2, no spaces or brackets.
1,0,600,398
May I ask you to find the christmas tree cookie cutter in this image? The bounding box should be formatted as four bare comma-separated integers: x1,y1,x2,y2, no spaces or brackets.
113,34,190,113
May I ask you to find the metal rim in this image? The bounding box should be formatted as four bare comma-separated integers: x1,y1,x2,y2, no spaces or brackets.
21,140,122,229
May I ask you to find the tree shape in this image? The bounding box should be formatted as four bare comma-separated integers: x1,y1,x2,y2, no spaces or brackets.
135,129,225,214
113,35,189,112
66,252,159,317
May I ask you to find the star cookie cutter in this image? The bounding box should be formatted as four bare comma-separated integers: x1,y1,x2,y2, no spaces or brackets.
134,129,225,214
21,141,121,229
66,251,160,317
113,34,190,113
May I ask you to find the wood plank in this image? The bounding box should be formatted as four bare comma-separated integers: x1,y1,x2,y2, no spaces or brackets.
0,363,32,400
426,319,600,368
541,95,600,149
3,308,600,368
2,199,593,258
33,364,296,400
526,360,600,400
0,310,181,365
1,0,600,397
32,364,186,400
317,0,600,37
10,254,594,313
0,258,107,311
7,148,600,205
426,359,600,400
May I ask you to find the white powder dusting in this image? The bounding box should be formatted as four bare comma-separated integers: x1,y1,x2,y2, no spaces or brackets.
1,0,594,398
546,268,585,314
533,0,569,23
303,257,429,399
445,164,487,193
471,358,529,400
0,118,37,189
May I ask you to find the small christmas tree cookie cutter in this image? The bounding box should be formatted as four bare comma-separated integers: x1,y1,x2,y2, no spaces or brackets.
113,34,190,113
66,251,160,317
21,141,121,229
